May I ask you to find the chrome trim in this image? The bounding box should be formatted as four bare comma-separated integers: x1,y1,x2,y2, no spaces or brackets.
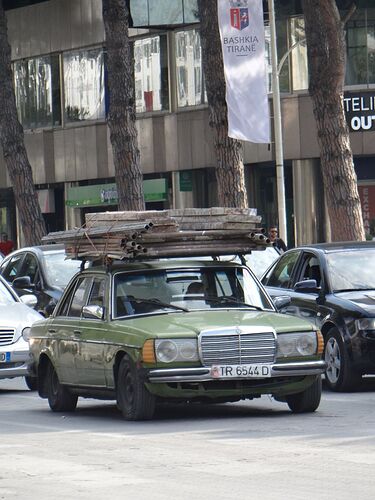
147,360,327,383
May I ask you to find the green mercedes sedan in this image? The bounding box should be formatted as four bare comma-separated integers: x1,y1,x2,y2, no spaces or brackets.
28,259,326,420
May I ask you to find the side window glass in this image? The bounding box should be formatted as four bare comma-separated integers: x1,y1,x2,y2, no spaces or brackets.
21,254,39,285
88,278,107,315
266,252,300,288
57,278,82,317
67,277,92,317
2,254,24,282
300,254,322,287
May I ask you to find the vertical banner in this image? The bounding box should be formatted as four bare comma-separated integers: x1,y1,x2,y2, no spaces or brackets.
217,0,270,143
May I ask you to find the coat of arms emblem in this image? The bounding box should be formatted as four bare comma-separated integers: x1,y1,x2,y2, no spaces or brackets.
230,0,249,31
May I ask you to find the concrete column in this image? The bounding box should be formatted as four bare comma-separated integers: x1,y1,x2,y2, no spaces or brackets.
292,159,326,245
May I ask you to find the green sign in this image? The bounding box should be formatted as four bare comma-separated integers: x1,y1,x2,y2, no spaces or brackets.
179,171,193,192
66,179,167,208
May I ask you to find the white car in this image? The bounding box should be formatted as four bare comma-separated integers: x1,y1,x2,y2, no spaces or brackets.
0,275,43,389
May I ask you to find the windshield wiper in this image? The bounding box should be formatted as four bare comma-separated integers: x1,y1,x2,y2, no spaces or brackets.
206,296,263,311
132,297,188,312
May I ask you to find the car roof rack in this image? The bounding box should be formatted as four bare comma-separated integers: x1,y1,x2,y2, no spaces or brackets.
42,208,270,262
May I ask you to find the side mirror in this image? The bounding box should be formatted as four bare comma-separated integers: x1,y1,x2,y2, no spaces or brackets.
82,304,104,320
273,295,291,311
20,294,38,308
294,279,320,294
13,276,34,289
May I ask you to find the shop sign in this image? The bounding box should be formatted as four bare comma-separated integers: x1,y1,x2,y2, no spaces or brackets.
344,92,375,132
66,179,167,207
179,171,193,192
358,184,375,234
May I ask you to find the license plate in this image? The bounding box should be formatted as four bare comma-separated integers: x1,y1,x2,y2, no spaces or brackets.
0,352,10,363
211,364,272,379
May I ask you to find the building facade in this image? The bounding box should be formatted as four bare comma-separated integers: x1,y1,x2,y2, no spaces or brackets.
1,0,375,247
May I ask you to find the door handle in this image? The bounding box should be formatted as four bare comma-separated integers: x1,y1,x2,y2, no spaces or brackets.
48,329,56,334
73,330,82,336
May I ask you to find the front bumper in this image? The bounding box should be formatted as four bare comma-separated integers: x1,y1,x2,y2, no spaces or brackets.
147,360,327,383
0,348,30,379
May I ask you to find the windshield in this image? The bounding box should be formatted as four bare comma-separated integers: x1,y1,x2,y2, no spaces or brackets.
327,249,375,292
113,266,273,318
43,251,82,288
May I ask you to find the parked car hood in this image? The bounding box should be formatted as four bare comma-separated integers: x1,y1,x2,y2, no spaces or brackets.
335,290,375,314
112,309,315,338
0,302,43,327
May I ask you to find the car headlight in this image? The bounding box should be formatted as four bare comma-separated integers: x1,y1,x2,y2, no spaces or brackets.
356,318,375,331
22,327,31,342
277,331,318,358
155,339,199,363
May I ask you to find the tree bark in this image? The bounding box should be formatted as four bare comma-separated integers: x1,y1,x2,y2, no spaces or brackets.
302,0,365,241
102,0,145,211
197,0,248,208
0,2,46,246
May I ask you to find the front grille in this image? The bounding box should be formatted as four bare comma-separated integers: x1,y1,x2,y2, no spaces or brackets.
199,327,276,366
0,329,16,346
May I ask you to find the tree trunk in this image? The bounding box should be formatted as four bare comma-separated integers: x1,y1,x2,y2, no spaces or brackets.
0,3,46,246
302,0,365,241
197,0,248,208
102,0,145,211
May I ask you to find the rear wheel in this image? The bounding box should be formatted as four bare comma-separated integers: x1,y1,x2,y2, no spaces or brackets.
324,328,361,392
286,376,322,413
25,376,38,391
46,362,78,412
117,357,156,421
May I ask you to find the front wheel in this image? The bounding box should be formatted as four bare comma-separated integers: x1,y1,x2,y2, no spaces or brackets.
25,375,38,391
286,376,322,413
117,356,156,421
324,328,361,392
46,362,78,412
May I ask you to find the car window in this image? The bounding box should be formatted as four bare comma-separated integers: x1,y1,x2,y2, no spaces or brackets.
1,253,25,283
42,251,82,287
21,253,40,285
263,251,300,288
57,277,92,318
299,254,322,287
87,277,107,311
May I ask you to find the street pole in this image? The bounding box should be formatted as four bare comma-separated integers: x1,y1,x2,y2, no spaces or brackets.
268,0,287,246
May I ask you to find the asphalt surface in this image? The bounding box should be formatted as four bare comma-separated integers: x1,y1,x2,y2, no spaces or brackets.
1,377,375,500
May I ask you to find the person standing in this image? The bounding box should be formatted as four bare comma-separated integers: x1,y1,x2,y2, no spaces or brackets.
268,226,287,253
0,233,14,256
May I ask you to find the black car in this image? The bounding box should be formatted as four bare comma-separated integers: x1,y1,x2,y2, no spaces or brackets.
261,241,375,392
0,245,82,315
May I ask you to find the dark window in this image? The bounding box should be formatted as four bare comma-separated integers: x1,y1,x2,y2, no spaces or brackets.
299,254,322,287
1,254,25,283
88,277,107,310
264,251,300,288
21,253,39,285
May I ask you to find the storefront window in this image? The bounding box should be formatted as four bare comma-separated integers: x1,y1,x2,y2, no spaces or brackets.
346,9,375,86
63,48,105,123
134,35,169,113
130,0,198,27
13,55,61,129
175,29,206,107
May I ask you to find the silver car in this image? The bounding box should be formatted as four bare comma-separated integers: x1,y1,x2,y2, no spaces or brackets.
0,275,43,389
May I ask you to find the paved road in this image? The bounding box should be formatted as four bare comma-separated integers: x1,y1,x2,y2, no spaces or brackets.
1,377,375,500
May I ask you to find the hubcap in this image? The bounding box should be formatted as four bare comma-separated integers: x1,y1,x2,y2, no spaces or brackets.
325,337,341,384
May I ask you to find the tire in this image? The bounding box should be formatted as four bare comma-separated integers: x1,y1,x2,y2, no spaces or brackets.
25,376,38,391
286,376,322,413
46,362,78,412
117,356,156,421
324,327,361,392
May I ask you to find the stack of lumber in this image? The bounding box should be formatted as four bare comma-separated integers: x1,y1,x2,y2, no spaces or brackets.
42,208,270,261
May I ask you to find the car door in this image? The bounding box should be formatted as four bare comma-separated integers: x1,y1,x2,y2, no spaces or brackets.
262,250,302,313
50,276,93,384
74,275,108,387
